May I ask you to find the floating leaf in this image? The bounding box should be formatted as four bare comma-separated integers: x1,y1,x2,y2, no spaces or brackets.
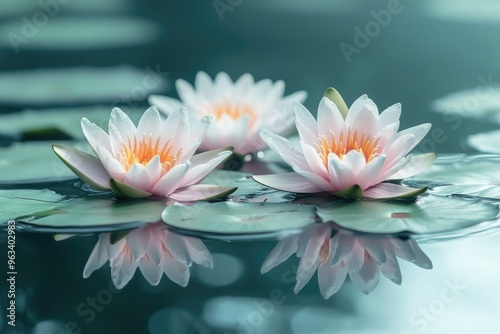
23,196,166,231
0,142,89,184
0,106,142,140
0,189,63,224
316,195,499,234
162,202,316,235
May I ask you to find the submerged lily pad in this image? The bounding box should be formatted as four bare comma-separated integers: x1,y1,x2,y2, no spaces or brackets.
0,66,167,107
162,202,316,235
0,106,142,140
0,142,89,184
316,195,499,234
0,18,160,51
0,189,63,224
20,196,166,231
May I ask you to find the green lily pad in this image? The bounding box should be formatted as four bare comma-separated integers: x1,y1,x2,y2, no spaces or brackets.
162,202,316,235
0,106,142,140
0,189,63,224
316,195,499,234
407,154,500,185
0,141,89,184
23,196,166,230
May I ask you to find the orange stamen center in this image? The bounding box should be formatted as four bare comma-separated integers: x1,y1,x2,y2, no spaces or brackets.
120,134,182,174
314,128,381,165
212,102,255,121
318,236,331,263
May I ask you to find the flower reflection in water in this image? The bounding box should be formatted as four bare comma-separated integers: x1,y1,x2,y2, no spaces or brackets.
84,222,213,289
261,223,432,299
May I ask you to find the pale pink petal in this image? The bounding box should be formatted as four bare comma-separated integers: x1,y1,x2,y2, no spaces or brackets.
83,235,109,278
53,144,111,190
148,95,184,116
299,141,329,179
235,73,255,92
81,118,111,154
346,96,379,135
168,184,236,201
293,102,318,144
348,256,380,294
183,236,213,268
252,173,324,193
180,150,232,188
176,79,198,106
356,154,386,189
261,235,300,274
97,145,126,182
380,134,416,173
107,238,127,263
341,150,366,176
138,257,163,286
107,123,125,159
109,107,136,143
151,162,190,196
296,170,336,192
282,90,308,105
165,232,190,263
357,238,387,265
162,254,190,287
378,103,401,129
395,123,432,152
317,97,345,137
259,130,309,171
136,106,162,139
294,259,320,294
110,250,138,289
318,262,348,299
195,71,215,97
380,243,402,284
408,240,433,269
144,156,162,185
181,115,212,160
296,226,329,292
125,226,151,260
387,153,437,180
123,163,152,193
363,183,426,199
160,108,190,154
214,72,233,91
329,233,355,266
328,154,356,191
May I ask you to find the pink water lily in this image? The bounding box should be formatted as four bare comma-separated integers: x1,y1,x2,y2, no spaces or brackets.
84,223,213,289
253,92,436,199
149,71,307,155
261,223,432,299
53,107,236,200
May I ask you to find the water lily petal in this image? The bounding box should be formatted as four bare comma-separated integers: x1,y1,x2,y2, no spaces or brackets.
168,184,237,201
294,102,318,144
180,149,232,187
138,257,163,286
109,178,152,199
83,235,108,278
387,153,437,180
318,262,348,299
261,235,300,274
162,255,190,287
317,97,345,138
259,130,309,171
148,95,184,116
252,173,324,193
136,106,162,139
97,145,126,181
183,236,213,268
363,183,427,199
151,162,191,197
395,123,432,152
328,154,355,191
125,225,151,260
300,141,329,178
379,103,401,129
144,155,162,184
52,144,110,190
349,256,380,294
357,154,387,189
81,118,111,154
109,107,136,143
123,163,152,193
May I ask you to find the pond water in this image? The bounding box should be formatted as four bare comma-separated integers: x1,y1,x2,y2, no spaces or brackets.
2,1,500,334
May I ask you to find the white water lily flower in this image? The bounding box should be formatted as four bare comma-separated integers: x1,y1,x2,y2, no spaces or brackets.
149,71,307,155
84,223,213,289
253,92,436,199
261,223,432,299
53,107,236,200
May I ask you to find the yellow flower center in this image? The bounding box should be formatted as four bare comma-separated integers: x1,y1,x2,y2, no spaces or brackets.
120,134,182,173
212,102,254,121
315,128,381,165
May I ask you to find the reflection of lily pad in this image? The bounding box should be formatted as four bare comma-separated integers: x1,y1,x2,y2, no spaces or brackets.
0,142,88,184
23,196,166,231
0,107,142,140
316,195,499,234
0,66,167,107
162,202,316,234
0,189,62,224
